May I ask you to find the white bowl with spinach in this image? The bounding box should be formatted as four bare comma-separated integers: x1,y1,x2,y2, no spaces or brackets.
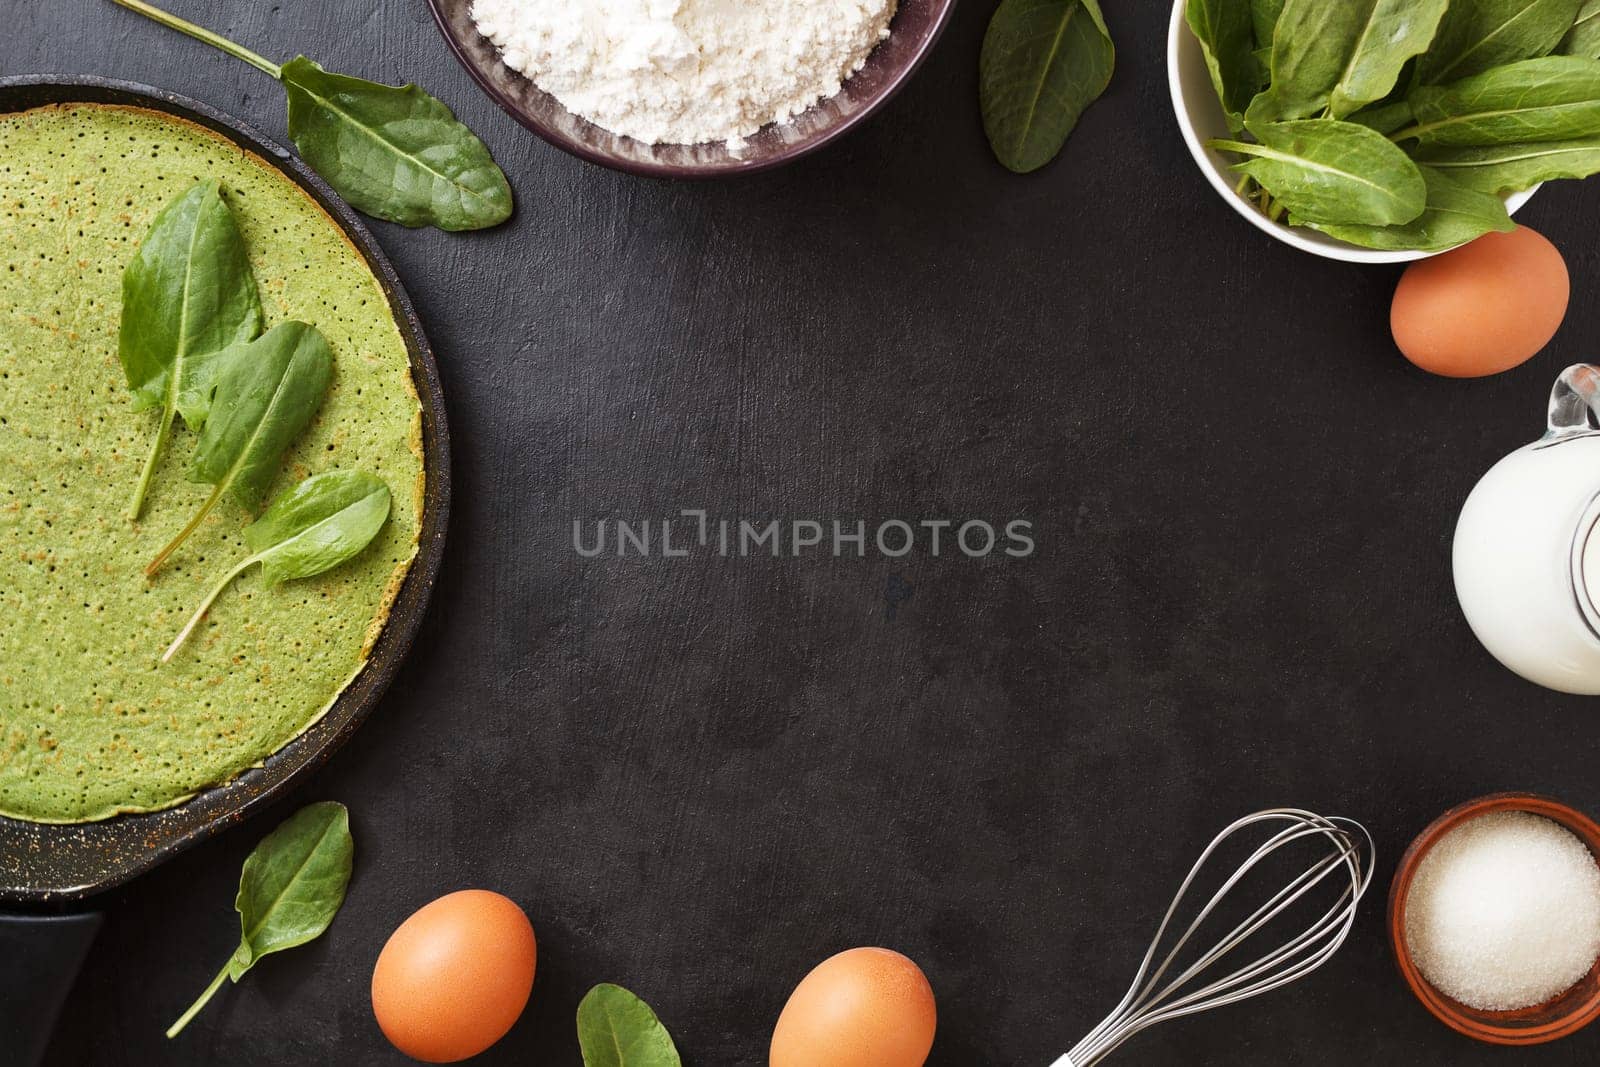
1164,0,1600,263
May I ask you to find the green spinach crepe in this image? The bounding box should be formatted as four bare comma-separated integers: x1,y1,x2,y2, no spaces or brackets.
0,104,423,823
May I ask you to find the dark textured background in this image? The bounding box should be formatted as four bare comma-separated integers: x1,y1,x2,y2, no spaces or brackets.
8,0,1600,1064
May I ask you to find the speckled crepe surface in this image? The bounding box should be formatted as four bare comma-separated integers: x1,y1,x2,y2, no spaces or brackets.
0,104,423,823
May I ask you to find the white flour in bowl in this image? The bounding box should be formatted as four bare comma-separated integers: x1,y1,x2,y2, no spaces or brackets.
469,0,897,149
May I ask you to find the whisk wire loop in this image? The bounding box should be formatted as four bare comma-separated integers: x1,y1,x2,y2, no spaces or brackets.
1052,809,1374,1067
1158,831,1362,1008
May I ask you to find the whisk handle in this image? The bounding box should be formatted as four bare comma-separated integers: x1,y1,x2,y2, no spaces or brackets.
1048,1055,1077,1067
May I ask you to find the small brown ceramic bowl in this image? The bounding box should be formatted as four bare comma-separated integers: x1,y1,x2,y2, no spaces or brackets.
1389,793,1600,1045
425,0,954,178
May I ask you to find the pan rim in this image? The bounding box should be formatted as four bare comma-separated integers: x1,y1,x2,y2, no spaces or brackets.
0,73,451,905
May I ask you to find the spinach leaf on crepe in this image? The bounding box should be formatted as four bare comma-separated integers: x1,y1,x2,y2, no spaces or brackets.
119,180,260,520
162,470,390,661
145,321,333,577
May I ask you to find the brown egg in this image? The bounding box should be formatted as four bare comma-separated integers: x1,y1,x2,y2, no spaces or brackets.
1391,225,1569,378
770,947,937,1067
371,889,536,1063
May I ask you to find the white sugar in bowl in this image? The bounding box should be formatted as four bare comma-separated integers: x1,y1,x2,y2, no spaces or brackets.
1454,365,1600,694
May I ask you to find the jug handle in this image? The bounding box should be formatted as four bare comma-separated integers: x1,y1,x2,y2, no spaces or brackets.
1546,364,1600,439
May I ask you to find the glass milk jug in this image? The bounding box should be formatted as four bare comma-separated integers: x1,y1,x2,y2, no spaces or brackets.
1455,364,1600,694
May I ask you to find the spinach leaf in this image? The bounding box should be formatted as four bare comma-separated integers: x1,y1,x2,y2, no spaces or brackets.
167,802,354,1038
244,469,392,583
1560,0,1600,57
1399,55,1600,146
145,321,333,577
119,180,261,520
1252,0,1284,49
980,0,1115,173
163,470,390,661
1211,119,1427,224
1253,0,1447,121
1296,165,1515,250
577,984,682,1067
1187,0,1259,130
1415,135,1600,191
1329,0,1450,118
111,0,512,231
282,58,514,232
1348,97,1417,134
1418,0,1582,84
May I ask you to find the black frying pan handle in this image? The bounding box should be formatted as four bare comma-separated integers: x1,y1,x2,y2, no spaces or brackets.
0,913,102,1067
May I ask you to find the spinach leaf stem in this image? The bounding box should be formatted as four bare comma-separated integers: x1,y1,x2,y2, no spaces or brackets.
108,0,512,230
162,554,258,662
146,482,226,577
166,959,231,1039
110,0,283,79
164,805,353,1038
128,406,174,520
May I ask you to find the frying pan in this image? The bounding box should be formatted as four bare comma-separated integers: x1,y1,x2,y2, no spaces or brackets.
0,75,451,1062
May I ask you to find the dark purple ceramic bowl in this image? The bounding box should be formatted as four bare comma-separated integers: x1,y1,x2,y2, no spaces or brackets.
425,0,955,178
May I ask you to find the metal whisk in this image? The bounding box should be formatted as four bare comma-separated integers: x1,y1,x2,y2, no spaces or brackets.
1052,808,1374,1067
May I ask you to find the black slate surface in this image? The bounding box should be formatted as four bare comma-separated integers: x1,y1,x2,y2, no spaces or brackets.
9,0,1600,1064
